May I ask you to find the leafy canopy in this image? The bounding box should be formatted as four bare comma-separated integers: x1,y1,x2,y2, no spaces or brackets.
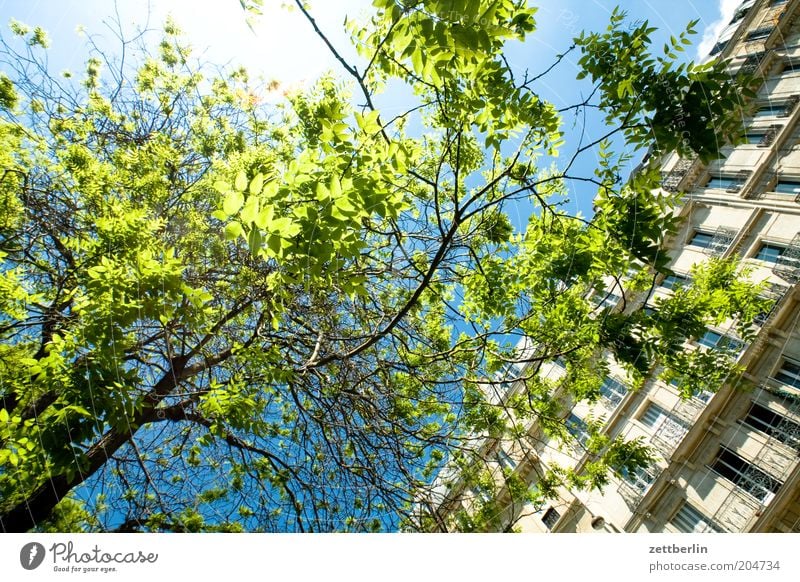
0,1,762,533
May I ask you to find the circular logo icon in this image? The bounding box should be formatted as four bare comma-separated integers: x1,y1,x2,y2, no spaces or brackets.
20,542,46,570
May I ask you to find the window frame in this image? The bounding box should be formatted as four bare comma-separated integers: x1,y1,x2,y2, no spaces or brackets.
541,507,561,530
754,242,787,263
775,359,800,389
688,231,715,249
746,26,774,42
773,179,800,194
741,401,800,450
709,447,782,503
671,501,722,533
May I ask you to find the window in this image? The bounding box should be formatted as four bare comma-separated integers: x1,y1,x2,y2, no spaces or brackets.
620,464,656,495
688,231,715,249
640,402,670,429
754,106,779,117
746,26,773,41
782,61,800,75
710,41,727,56
671,502,722,533
496,450,517,471
730,6,749,24
754,242,786,263
710,447,782,502
661,273,690,290
667,377,713,402
775,360,800,389
753,300,777,326
542,507,560,530
697,329,744,353
742,402,800,450
640,402,690,449
566,413,589,447
705,176,740,190
743,132,766,144
600,376,627,408
773,180,800,194
592,291,621,309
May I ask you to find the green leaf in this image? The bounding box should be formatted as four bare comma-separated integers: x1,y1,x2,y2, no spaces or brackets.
234,171,248,192
222,190,244,216
240,195,259,224
248,227,262,255
249,173,264,195
224,221,244,240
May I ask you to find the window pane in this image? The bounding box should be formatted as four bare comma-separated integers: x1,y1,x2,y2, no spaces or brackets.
600,377,627,408
672,502,722,533
710,41,727,56
497,450,516,471
542,507,560,530
566,413,589,446
775,361,800,388
774,180,800,194
744,133,764,144
706,176,737,190
755,105,782,117
661,274,689,290
711,447,782,502
746,27,773,41
698,330,722,348
621,465,656,494
698,330,743,353
640,402,667,428
755,243,785,263
689,232,714,248
742,402,800,450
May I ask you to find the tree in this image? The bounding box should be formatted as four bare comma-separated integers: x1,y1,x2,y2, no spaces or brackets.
0,1,765,532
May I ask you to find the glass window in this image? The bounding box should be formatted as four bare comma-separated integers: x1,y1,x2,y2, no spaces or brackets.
640,402,669,428
542,507,560,530
775,360,800,388
742,402,800,450
671,502,722,533
600,377,627,408
620,464,656,495
782,61,800,74
496,450,517,471
661,273,690,290
773,180,800,194
706,176,739,190
710,41,727,56
711,447,782,502
754,243,786,263
566,413,589,447
743,132,765,144
746,27,773,41
689,231,715,248
697,329,744,353
755,104,784,117
698,330,722,348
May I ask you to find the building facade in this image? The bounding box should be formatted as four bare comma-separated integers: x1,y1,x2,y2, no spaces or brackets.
419,0,800,533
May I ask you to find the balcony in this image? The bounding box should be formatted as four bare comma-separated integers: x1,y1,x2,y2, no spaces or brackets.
703,226,738,257
660,157,698,192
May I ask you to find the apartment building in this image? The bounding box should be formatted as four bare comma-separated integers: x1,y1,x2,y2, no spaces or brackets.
417,0,800,533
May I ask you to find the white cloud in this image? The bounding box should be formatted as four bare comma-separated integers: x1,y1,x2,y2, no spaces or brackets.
695,0,743,60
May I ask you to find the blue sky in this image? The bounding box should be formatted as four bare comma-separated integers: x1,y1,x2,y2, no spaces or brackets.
0,0,737,223
0,1,734,87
